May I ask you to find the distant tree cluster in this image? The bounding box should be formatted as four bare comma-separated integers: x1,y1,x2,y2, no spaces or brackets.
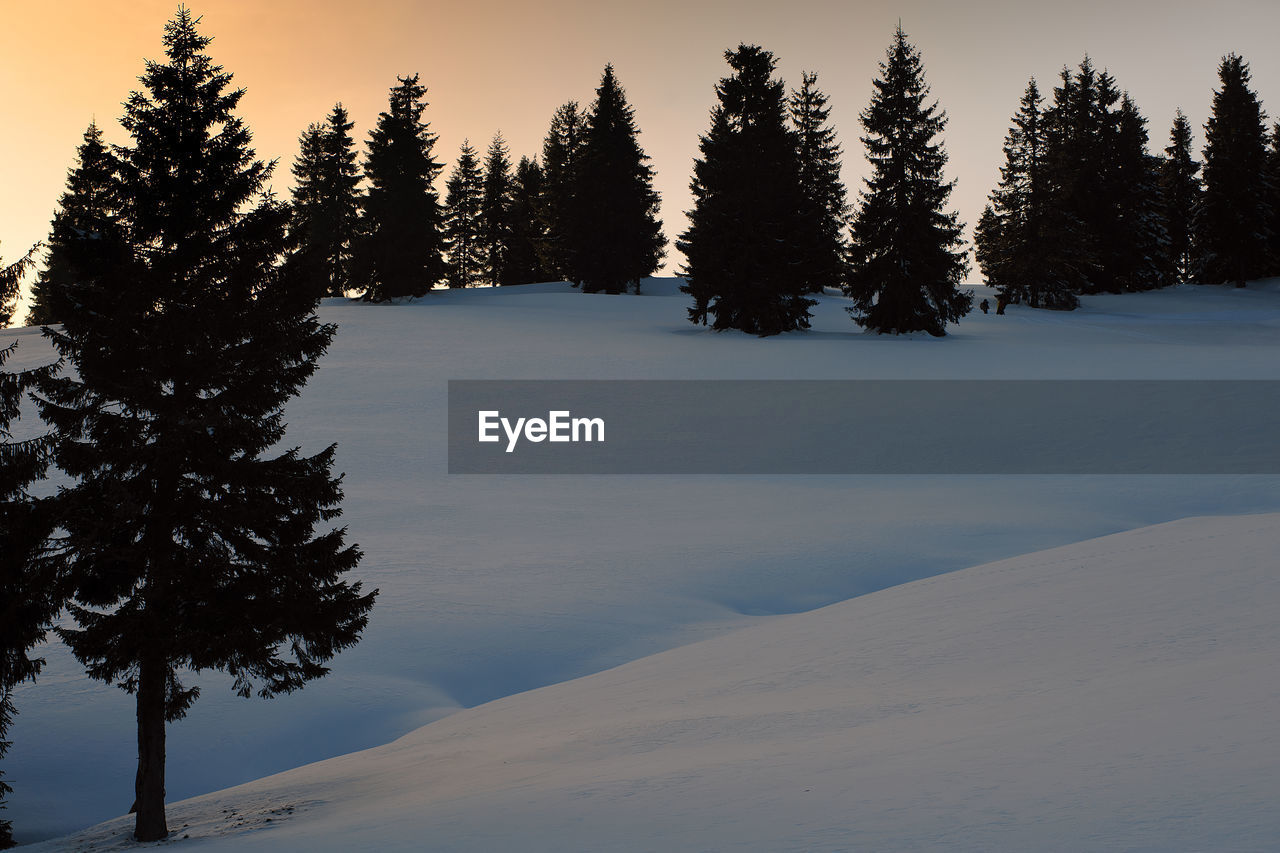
976,52,1280,305
681,28,968,336
286,64,666,301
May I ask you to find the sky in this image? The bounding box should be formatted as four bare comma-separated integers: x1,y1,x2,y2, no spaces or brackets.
3,0,1279,323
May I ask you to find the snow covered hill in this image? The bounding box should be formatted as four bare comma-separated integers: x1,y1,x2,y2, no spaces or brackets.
27,512,1280,852
6,279,1280,847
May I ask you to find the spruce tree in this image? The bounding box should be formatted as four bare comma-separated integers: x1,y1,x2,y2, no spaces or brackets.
290,108,362,297
353,74,444,299
978,78,1080,309
289,122,329,293
845,27,970,336
1196,54,1272,287
575,64,665,294
480,133,514,286
1265,123,1280,277
536,102,584,283
506,156,550,285
28,123,122,326
320,104,362,295
443,140,484,288
790,71,848,293
1040,60,1106,295
1108,94,1170,293
1161,110,1202,283
33,11,375,841
679,45,815,335
1,247,59,849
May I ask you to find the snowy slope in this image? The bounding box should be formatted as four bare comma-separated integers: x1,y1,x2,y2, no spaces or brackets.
5,279,1280,844
26,512,1280,852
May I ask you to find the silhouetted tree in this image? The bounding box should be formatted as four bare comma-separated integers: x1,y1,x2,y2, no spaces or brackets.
1107,94,1169,293
290,104,361,298
845,27,970,335
679,44,815,335
353,74,444,299
575,64,665,294
1196,54,1272,287
443,140,484,288
536,101,585,283
28,123,122,326
977,78,1080,309
506,156,550,285
34,11,376,841
1266,123,1280,276
480,133,514,286
1161,110,1202,283
790,71,848,293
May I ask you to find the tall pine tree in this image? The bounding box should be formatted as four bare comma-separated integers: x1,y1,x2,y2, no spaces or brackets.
977,78,1081,309
845,26,970,336
1107,94,1170,293
290,104,362,298
1264,122,1280,277
442,140,484,288
790,71,848,293
575,64,665,294
506,156,550,285
536,102,584,283
34,11,375,840
679,44,815,336
28,122,123,326
1196,54,1272,288
353,74,444,299
480,133,514,286
1161,109,1202,283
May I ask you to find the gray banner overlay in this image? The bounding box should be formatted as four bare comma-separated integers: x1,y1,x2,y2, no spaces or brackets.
448,380,1280,474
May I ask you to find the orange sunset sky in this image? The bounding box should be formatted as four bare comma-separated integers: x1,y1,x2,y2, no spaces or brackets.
3,0,1278,323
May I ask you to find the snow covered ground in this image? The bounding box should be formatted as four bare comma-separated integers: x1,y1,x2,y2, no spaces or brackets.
6,279,1280,848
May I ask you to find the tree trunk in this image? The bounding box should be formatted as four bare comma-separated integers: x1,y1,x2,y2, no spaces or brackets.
133,654,168,841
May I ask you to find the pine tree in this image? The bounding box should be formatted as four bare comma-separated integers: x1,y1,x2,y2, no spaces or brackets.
33,11,375,841
353,74,444,299
291,103,363,298
506,156,550,285
1108,94,1170,293
1,247,59,849
790,71,848,293
480,133,514,286
1161,110,1202,283
321,104,362,295
442,140,484,288
679,44,815,335
536,101,584,283
575,64,665,294
845,27,970,336
289,122,329,293
1196,54,1272,287
28,122,123,326
1265,123,1280,277
977,78,1080,309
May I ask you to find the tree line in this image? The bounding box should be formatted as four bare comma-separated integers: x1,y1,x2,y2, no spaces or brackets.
976,53,1280,309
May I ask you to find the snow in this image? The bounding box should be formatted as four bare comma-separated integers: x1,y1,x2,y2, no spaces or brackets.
5,278,1280,849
